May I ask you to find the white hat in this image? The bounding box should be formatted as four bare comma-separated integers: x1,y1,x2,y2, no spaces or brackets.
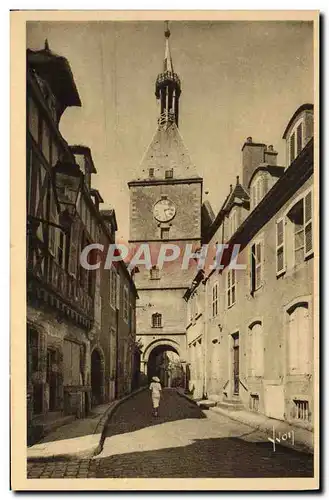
152,376,160,382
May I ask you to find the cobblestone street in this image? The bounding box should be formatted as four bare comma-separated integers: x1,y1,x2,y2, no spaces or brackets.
27,389,314,479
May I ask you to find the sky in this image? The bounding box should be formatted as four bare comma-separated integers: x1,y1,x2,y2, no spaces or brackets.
26,20,314,241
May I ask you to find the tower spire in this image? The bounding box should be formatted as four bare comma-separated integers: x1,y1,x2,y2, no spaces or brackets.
155,21,181,128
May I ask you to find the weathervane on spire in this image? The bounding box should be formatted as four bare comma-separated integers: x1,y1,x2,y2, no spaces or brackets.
164,20,171,39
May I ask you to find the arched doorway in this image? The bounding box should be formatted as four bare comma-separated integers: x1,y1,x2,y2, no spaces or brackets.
147,344,184,388
91,348,105,406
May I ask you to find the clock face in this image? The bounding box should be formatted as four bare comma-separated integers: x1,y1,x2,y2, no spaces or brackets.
153,199,176,222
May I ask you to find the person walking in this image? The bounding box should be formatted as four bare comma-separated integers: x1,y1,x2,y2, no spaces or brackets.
149,376,162,417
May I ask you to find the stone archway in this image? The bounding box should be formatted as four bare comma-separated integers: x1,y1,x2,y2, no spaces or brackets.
91,347,105,406
144,340,184,388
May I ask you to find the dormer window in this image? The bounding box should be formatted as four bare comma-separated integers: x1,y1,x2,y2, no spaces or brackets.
283,104,314,167
250,175,268,210
289,119,304,164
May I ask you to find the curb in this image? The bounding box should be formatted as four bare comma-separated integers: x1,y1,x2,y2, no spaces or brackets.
93,386,147,457
27,386,148,463
209,406,313,455
176,389,313,455
175,389,200,407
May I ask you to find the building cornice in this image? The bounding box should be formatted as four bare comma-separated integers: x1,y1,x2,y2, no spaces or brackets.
128,177,203,187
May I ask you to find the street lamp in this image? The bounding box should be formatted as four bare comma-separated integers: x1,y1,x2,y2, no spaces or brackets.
53,156,83,230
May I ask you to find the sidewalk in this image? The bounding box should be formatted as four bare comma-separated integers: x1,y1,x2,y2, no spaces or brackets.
176,389,314,455
27,387,146,462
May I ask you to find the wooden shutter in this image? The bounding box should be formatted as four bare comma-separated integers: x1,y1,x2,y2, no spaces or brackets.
304,191,313,257
276,218,285,275
68,220,80,277
250,244,256,293
116,272,121,310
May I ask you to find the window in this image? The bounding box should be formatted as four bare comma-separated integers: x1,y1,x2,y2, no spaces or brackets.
287,303,311,375
58,231,65,268
288,120,305,164
161,227,170,240
152,313,162,328
116,273,121,310
287,191,313,266
123,284,129,323
49,189,57,256
276,218,285,276
251,176,267,210
251,240,263,293
165,169,173,179
109,268,117,309
304,191,313,257
228,209,237,239
293,399,310,421
68,220,79,277
227,269,236,308
150,265,160,280
149,168,154,177
212,282,218,317
248,322,264,376
250,394,260,412
289,132,296,164
297,123,303,155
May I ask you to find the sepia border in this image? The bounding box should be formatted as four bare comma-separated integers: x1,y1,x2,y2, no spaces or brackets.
10,9,320,491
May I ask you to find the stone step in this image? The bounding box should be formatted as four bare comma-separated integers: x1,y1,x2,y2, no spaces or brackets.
217,400,245,411
197,399,217,410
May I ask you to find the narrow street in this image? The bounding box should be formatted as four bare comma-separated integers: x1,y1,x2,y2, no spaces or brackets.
27,389,313,479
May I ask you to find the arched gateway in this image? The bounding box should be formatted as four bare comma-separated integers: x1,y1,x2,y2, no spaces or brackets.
142,339,185,388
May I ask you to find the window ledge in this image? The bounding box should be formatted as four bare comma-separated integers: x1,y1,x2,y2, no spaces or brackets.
227,302,236,310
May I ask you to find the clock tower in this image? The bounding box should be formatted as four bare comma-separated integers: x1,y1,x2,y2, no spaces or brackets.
128,24,203,380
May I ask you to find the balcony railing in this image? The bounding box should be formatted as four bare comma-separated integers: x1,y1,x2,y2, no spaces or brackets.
27,237,94,322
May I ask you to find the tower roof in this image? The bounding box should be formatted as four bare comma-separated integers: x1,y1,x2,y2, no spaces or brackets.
163,21,174,73
135,121,201,181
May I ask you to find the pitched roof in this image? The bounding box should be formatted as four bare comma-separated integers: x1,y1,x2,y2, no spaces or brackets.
136,122,201,181
223,180,250,214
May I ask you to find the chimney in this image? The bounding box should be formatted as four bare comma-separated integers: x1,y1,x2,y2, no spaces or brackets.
264,145,278,166
241,137,266,188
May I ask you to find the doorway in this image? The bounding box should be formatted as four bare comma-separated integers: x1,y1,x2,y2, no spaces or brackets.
232,333,239,396
91,348,104,406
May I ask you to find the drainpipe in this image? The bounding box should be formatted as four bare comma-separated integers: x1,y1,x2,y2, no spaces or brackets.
203,276,208,399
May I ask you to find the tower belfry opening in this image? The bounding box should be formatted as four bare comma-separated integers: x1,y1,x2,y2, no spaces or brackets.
155,22,181,128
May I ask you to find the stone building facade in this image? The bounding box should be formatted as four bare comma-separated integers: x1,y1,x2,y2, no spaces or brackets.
185,104,315,431
26,42,137,444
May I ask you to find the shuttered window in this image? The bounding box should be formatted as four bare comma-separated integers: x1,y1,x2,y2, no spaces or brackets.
212,282,218,317
227,269,236,308
248,322,264,377
116,273,121,310
288,304,311,375
251,240,263,292
297,123,303,155
109,268,117,309
290,132,296,164
276,218,285,276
